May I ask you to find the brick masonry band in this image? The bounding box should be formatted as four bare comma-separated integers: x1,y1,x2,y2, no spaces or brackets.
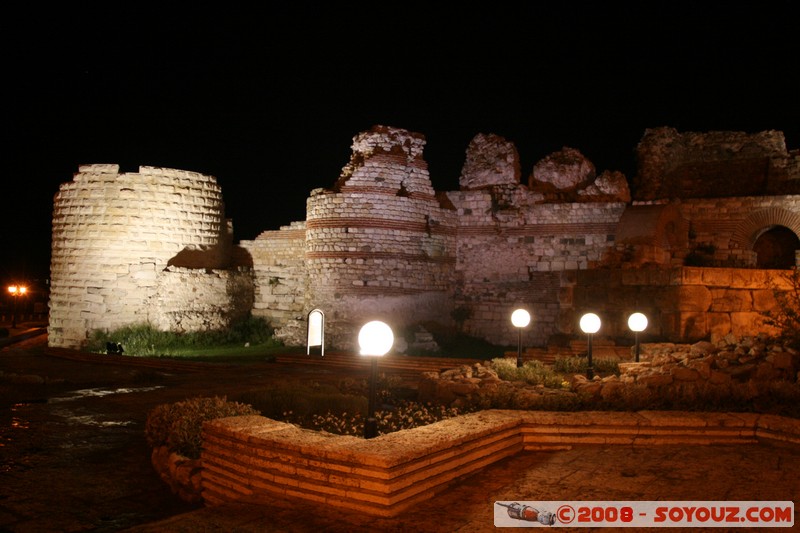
199,410,800,517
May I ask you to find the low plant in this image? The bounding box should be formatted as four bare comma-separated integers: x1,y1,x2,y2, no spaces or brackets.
490,357,565,388
87,316,278,356
300,400,464,437
553,355,619,375
145,396,260,459
235,381,367,421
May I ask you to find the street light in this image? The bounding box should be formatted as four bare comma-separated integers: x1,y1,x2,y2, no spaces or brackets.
358,320,394,439
627,312,648,363
579,312,601,379
7,285,27,329
511,308,531,368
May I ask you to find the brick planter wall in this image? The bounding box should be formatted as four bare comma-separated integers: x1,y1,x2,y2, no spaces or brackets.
199,411,800,517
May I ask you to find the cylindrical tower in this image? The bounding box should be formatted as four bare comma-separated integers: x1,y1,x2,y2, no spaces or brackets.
49,164,228,348
302,126,458,348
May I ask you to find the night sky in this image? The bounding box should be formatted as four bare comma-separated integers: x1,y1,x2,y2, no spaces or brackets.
4,1,799,285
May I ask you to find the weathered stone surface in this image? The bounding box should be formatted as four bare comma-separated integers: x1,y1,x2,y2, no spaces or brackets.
49,165,245,349
633,127,798,201
578,170,631,202
459,133,521,189
529,147,595,191
614,336,799,397
151,446,203,504
49,124,800,353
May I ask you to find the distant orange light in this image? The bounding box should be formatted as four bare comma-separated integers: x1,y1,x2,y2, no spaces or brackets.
7,285,27,295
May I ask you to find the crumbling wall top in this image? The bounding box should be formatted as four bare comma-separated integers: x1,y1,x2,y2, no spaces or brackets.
633,127,797,200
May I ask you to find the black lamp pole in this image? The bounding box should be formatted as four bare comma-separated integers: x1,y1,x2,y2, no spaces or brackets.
364,358,378,439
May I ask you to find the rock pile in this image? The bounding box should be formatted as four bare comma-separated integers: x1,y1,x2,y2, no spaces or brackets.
571,335,799,399
420,335,799,407
418,362,573,408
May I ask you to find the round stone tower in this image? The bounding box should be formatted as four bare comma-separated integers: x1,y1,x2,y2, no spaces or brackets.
49,164,231,348
302,125,458,348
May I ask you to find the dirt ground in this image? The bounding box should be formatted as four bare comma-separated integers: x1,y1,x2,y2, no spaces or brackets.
2,332,799,532
0,332,375,532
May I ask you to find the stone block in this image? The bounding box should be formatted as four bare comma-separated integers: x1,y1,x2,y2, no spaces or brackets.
670,366,700,381
707,312,732,342
673,312,708,341
751,289,778,312
701,268,733,287
730,312,777,338
674,285,712,311
710,288,752,312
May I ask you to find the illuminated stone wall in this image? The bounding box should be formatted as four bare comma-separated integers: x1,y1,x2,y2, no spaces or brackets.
572,266,788,343
300,126,458,347
50,127,800,351
679,196,800,266
444,188,626,346
239,222,308,339
241,126,630,349
49,164,249,348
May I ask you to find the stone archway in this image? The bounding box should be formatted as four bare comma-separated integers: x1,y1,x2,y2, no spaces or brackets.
731,207,800,267
753,226,800,269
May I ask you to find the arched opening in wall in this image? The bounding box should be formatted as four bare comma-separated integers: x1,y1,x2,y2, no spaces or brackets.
753,226,800,269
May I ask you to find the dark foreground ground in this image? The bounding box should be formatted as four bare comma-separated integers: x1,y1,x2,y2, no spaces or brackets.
1,330,799,532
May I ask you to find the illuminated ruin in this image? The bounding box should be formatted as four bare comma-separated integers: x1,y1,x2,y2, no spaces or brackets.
49,126,800,350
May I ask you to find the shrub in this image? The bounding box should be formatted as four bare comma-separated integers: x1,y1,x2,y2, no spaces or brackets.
764,268,800,349
145,396,260,459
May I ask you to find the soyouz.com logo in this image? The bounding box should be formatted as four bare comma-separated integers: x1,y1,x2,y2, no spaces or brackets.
494,501,794,527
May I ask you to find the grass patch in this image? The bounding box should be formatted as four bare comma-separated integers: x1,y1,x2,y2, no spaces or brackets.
86,317,283,360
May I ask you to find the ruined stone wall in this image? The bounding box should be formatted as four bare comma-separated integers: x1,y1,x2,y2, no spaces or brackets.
51,128,799,352
49,164,238,348
239,222,308,340
302,127,458,348
678,196,800,266
446,186,626,346
633,127,800,200
149,266,253,333
572,266,788,344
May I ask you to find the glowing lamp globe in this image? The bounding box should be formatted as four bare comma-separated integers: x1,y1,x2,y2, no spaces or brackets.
579,313,601,334
628,312,648,333
511,309,531,328
358,321,394,356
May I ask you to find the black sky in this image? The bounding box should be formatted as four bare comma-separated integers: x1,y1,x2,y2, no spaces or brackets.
4,1,799,283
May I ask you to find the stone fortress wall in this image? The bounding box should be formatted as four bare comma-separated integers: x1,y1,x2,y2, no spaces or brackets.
49,126,800,351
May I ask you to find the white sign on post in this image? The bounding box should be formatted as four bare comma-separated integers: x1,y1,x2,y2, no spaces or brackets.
306,309,324,356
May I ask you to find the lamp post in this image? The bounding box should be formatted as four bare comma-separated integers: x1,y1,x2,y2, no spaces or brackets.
511,308,531,368
358,320,394,439
627,312,648,363
579,313,601,379
7,285,27,329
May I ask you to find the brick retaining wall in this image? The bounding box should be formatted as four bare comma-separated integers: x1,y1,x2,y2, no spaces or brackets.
200,410,800,517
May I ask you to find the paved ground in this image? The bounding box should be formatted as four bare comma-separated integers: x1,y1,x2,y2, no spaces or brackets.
1,328,799,532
